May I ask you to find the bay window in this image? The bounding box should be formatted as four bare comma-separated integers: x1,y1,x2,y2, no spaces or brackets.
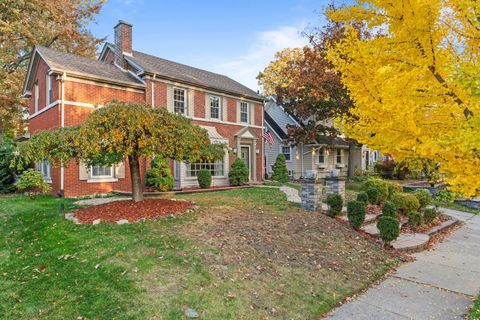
187,159,224,177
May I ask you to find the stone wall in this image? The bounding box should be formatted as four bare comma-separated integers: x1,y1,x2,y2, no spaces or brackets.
300,180,322,211
324,177,346,200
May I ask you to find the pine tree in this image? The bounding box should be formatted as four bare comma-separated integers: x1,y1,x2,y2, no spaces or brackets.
272,154,289,182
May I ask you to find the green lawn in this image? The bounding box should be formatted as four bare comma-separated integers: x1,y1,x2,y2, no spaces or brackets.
0,188,393,319
470,298,480,319
433,200,480,215
263,180,302,191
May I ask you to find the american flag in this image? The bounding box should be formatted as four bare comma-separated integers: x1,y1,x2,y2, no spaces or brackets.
263,130,275,147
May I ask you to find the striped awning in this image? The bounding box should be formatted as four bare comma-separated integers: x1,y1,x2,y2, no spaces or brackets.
199,125,229,144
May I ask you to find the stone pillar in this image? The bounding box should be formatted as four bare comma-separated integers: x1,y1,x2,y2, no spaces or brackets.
300,178,322,211
324,177,346,200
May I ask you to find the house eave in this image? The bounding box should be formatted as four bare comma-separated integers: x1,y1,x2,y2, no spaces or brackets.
139,71,263,102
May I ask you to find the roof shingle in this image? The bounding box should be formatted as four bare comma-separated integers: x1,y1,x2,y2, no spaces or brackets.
127,49,262,100
36,46,144,87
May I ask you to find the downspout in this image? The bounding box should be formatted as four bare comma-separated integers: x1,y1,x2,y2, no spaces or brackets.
151,77,155,108
261,99,265,180
301,143,304,178
60,72,66,195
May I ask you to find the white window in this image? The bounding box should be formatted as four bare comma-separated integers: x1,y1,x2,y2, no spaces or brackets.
90,165,114,178
34,83,39,112
41,160,51,181
288,170,294,177
46,74,51,106
173,88,187,115
240,101,249,123
318,148,325,164
210,95,221,119
336,149,342,164
187,159,225,178
281,145,292,161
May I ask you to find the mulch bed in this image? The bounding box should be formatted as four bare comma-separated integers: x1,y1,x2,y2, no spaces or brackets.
74,199,194,224
401,214,451,234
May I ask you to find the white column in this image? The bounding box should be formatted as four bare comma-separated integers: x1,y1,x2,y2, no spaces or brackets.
252,140,257,181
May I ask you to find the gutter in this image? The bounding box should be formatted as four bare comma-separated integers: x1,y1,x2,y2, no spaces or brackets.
60,72,66,195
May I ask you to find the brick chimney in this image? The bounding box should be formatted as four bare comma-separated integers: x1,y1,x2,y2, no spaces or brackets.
114,20,132,68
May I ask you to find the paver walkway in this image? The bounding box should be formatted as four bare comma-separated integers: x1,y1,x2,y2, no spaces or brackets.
325,208,480,319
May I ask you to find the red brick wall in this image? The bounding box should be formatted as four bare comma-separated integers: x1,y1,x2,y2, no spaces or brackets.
254,102,263,126
227,97,237,122
29,106,60,133
145,79,167,108
194,90,206,118
63,80,144,105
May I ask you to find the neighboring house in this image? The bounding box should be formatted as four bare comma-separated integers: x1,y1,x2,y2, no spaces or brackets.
23,20,264,197
264,99,378,179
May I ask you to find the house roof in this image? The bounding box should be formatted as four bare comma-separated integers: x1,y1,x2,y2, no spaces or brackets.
25,46,145,93
101,43,262,101
264,112,288,139
308,135,349,147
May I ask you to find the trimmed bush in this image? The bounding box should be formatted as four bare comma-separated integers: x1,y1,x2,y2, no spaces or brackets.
347,200,366,230
362,178,389,203
145,157,174,192
229,158,249,186
326,194,343,217
377,215,400,244
414,189,432,208
197,169,212,188
435,189,461,203
356,191,368,203
387,182,403,199
272,154,289,182
424,208,439,223
0,136,17,193
17,169,51,199
408,211,423,228
382,201,397,218
366,187,380,204
391,192,420,215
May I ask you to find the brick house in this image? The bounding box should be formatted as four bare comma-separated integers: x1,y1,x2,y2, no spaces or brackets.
22,21,264,197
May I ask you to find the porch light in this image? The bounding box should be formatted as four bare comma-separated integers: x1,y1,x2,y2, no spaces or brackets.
312,148,316,156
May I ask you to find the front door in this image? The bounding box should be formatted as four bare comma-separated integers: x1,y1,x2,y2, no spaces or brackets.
240,145,251,180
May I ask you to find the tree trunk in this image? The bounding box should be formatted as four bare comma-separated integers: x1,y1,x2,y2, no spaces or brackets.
347,140,356,181
128,155,143,202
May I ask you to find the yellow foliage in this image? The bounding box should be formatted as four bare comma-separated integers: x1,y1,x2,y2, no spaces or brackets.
327,0,480,196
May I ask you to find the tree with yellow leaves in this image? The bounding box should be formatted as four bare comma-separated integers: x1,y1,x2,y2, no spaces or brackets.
327,0,480,196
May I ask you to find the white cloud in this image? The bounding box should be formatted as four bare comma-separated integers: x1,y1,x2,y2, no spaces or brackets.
213,24,308,91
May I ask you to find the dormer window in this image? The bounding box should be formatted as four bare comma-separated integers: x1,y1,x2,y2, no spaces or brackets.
173,87,187,115
210,95,221,119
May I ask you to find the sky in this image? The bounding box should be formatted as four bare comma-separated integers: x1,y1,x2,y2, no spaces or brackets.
89,0,331,91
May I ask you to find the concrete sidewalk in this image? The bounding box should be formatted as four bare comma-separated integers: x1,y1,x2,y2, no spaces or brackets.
325,208,480,320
